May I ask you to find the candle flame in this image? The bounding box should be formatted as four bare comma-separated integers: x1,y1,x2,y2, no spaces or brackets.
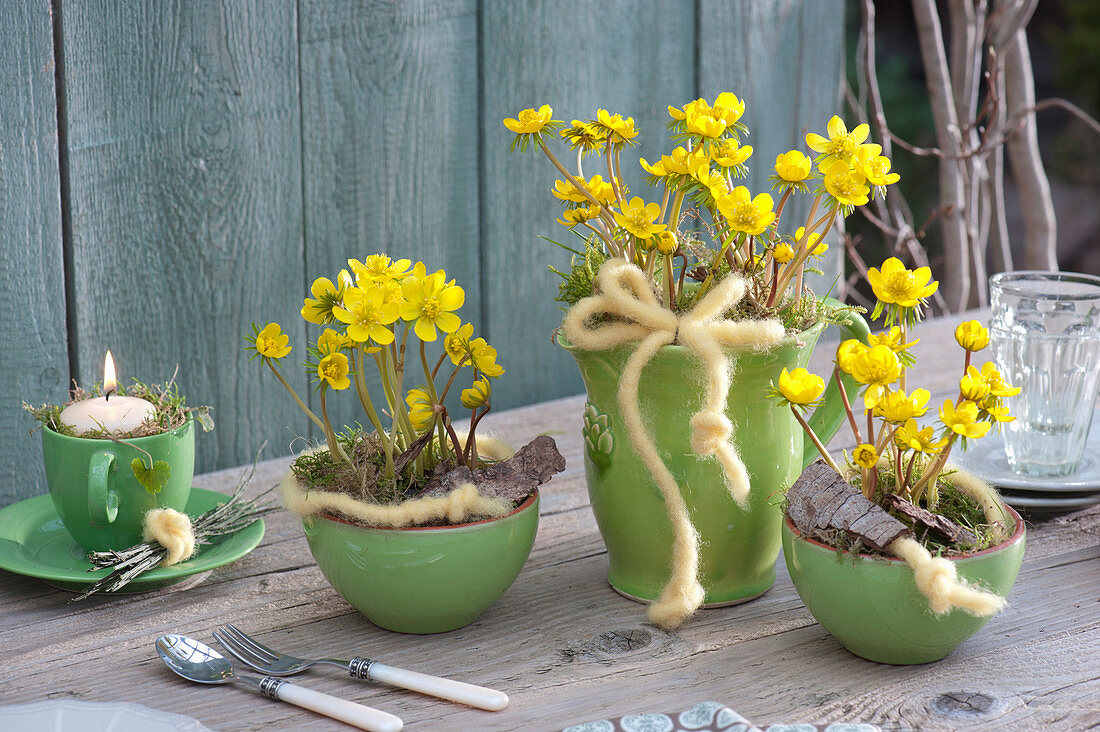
103,351,117,394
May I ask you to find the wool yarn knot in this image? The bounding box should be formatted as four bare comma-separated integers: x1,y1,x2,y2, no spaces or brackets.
689,411,732,455
143,508,196,567
562,258,784,630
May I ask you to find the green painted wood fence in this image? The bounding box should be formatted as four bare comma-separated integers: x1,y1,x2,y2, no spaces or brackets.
1,0,843,506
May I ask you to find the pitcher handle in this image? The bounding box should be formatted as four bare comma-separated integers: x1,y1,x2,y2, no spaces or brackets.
803,298,872,470
89,450,120,525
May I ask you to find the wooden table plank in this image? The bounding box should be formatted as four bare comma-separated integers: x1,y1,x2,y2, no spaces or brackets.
3,312,1098,731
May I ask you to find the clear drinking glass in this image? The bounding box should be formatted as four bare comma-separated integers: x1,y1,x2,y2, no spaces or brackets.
989,271,1100,477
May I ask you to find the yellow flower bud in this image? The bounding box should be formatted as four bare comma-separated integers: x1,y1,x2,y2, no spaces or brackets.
654,231,678,255
777,367,825,406
959,373,991,402
773,242,795,264
461,376,491,410
775,150,811,183
853,443,879,469
954,320,990,351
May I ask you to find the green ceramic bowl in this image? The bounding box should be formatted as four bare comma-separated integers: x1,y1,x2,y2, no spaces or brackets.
302,492,540,634
782,506,1025,664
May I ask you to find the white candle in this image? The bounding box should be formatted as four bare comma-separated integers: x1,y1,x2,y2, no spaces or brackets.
59,351,157,435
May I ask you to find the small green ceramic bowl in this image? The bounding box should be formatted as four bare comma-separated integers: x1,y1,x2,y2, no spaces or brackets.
302,492,539,634
782,505,1025,665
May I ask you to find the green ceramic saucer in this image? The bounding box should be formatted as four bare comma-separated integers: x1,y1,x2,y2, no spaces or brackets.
0,488,265,593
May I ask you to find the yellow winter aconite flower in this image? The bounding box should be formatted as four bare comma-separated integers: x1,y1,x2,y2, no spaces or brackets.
254,323,292,359
983,403,1015,423
557,205,601,227
853,144,900,186
866,257,939,307
461,376,492,409
895,419,947,454
333,285,400,344
349,254,412,284
777,367,825,405
317,352,350,391
954,320,990,352
774,150,812,183
684,107,727,139
469,338,505,378
823,160,870,207
853,443,879,469
941,400,992,439
443,322,474,366
847,345,902,407
559,120,606,153
317,328,353,355
614,197,666,239
836,339,868,373
552,175,615,206
595,109,638,145
873,388,931,423
866,325,918,355
301,273,351,325
795,226,826,257
716,186,776,236
405,387,436,432
640,146,698,179
710,139,753,167
969,362,1021,398
959,372,991,402
400,272,465,342
806,115,870,165
503,105,555,134
653,231,678,255
670,93,745,128
772,242,795,264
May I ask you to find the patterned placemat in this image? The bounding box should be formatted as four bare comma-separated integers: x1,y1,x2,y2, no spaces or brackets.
562,701,881,732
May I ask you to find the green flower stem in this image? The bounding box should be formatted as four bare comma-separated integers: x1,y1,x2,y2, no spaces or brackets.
791,405,842,474
438,407,467,468
421,341,451,463
606,148,624,208
352,348,391,455
536,139,619,255
773,186,794,221
664,255,675,310
910,434,958,504
465,403,490,466
265,361,324,430
438,360,468,405
699,231,744,296
373,350,401,470
658,185,671,224
668,190,686,234
833,367,863,444
318,389,352,466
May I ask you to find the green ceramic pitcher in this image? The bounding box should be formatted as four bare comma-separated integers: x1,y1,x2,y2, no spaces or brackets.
562,305,869,605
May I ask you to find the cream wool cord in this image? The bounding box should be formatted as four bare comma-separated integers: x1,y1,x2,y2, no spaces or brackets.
563,259,784,629
885,465,1013,617
281,433,516,528
143,508,196,566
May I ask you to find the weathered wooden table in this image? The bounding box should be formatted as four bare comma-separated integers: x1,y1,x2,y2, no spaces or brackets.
3,312,1099,731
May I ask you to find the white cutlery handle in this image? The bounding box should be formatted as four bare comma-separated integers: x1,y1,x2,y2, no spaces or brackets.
276,680,403,732
366,662,509,711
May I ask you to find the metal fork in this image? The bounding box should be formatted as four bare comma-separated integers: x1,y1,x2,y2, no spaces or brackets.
213,624,509,711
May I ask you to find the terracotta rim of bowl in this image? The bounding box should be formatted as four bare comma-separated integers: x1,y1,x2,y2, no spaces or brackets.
784,502,1024,562
319,489,539,531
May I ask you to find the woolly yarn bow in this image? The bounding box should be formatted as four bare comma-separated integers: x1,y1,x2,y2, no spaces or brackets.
562,259,785,629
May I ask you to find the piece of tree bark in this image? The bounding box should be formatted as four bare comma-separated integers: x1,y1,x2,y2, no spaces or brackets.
422,435,565,503
786,460,910,552
881,492,978,546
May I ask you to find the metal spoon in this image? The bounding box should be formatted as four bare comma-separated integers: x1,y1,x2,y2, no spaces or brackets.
156,634,403,732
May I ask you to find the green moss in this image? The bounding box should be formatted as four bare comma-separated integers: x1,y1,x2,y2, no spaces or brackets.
23,379,213,439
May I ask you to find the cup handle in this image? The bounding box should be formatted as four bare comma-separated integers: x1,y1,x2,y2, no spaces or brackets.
803,298,872,470
88,450,119,525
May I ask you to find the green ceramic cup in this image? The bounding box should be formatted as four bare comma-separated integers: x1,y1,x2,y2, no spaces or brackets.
302,491,540,634
561,303,870,606
782,506,1026,664
41,419,195,551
